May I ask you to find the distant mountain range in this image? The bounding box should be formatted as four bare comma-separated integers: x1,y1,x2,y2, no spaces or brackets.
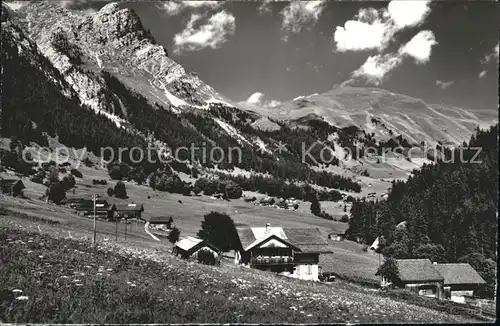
2,1,497,185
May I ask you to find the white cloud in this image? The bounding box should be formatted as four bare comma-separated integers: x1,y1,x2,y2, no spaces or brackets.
482,44,499,63
387,0,431,29
334,10,390,52
399,30,437,64
246,92,264,104
280,1,326,41
351,53,403,85
162,1,223,16
333,1,431,52
350,30,437,85
173,11,235,54
245,92,281,108
479,70,487,78
436,80,454,89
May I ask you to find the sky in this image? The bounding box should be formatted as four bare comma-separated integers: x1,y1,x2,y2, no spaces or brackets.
6,0,500,113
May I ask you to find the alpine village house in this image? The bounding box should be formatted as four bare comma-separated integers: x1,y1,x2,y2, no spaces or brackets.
234,224,332,281
379,259,486,302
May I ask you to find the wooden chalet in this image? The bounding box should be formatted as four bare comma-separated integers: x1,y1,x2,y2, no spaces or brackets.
327,223,349,242
235,224,332,281
0,178,25,197
73,199,115,219
173,236,221,260
434,263,486,303
275,201,288,209
379,259,444,299
114,203,144,219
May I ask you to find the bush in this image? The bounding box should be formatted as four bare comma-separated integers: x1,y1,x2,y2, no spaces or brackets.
107,187,114,197
340,214,349,223
30,172,45,184
93,179,108,185
310,197,321,216
114,181,127,199
197,211,239,252
319,211,334,220
47,182,66,204
167,227,180,244
293,203,299,210
82,157,94,167
58,167,67,173
197,249,217,265
61,175,76,191
223,181,242,199
108,162,131,180
47,167,60,185
70,169,83,178
376,257,399,281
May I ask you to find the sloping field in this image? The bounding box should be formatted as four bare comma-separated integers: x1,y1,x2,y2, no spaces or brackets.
0,219,475,324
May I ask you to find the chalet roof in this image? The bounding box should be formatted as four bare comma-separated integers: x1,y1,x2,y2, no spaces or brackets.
245,234,300,251
327,223,349,236
175,236,221,254
77,199,109,206
145,216,172,224
115,203,144,212
434,263,486,286
395,259,444,283
0,178,25,189
396,221,407,229
176,236,203,251
0,178,21,185
236,227,332,253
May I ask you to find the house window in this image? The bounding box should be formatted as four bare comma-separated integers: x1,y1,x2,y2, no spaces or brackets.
420,288,435,296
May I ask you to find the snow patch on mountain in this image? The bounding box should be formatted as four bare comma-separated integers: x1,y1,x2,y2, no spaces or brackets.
214,118,251,146
253,137,272,154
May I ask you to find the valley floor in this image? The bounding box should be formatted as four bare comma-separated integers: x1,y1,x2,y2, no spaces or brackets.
0,215,478,324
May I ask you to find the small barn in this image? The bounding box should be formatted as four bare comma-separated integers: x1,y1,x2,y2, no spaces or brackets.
115,203,144,219
327,224,349,241
145,216,173,227
381,259,444,299
276,201,288,209
328,233,345,241
0,178,25,197
259,197,274,206
434,263,486,303
173,236,221,260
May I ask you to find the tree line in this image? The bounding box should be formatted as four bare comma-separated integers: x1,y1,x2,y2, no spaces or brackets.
347,125,498,298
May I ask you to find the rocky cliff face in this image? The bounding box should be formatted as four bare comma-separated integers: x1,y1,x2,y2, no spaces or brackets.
15,2,230,116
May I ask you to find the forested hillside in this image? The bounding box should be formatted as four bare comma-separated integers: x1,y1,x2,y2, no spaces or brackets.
347,125,498,297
